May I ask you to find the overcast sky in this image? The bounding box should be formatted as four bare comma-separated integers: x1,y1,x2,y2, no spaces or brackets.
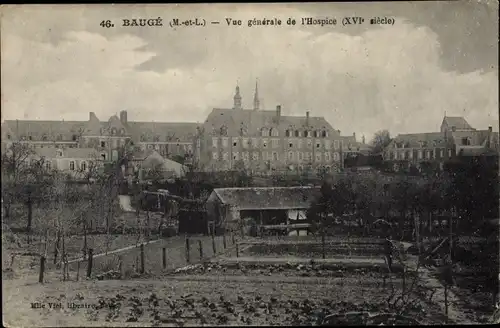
1,2,498,141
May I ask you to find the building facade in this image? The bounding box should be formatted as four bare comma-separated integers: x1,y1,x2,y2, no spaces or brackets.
197,84,356,175
383,116,499,172
1,110,200,174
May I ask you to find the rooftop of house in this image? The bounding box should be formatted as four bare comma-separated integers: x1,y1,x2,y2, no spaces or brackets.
212,186,321,210
2,112,200,143
389,132,448,148
442,116,475,131
202,107,341,138
33,147,101,159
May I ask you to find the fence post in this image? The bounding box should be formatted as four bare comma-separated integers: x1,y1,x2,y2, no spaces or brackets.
86,248,93,279
223,234,227,249
39,256,45,283
140,243,145,274
322,231,326,259
212,234,216,255
186,238,191,263
232,234,235,245
118,256,123,279
199,240,203,260
162,247,167,270
236,242,239,258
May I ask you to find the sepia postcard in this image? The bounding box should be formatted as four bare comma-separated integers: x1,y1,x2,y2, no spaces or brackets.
1,1,499,326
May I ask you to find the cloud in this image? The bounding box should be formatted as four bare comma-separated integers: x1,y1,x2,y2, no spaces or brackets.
1,5,498,141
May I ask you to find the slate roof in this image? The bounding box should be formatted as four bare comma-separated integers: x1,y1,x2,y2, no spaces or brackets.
212,186,321,210
34,147,100,159
452,130,498,147
202,108,341,138
3,113,200,143
390,132,447,148
442,116,475,130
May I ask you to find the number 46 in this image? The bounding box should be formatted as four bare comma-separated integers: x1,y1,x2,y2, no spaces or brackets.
100,20,113,28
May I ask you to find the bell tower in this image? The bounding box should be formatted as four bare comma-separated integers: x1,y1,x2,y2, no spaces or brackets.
253,80,260,111
233,83,242,110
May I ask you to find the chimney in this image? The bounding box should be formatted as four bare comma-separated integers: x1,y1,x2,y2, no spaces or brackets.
276,105,282,122
362,135,365,144
488,126,493,148
120,110,128,124
353,132,356,141
306,111,310,126
451,126,456,132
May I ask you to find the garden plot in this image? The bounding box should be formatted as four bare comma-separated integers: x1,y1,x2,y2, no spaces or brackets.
242,242,385,258
3,270,448,326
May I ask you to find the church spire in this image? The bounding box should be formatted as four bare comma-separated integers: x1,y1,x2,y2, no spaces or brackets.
233,83,242,110
253,79,260,111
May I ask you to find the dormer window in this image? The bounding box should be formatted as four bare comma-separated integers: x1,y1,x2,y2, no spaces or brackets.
305,131,310,138
286,130,291,137
57,149,63,157
295,130,300,137
120,128,126,135
42,135,48,141
314,131,319,138
322,130,327,138
72,134,78,141
461,137,471,146
28,136,33,141
261,128,268,137
111,128,117,135
140,135,146,142
268,128,273,137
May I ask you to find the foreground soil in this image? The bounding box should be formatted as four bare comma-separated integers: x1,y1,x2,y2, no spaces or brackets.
3,262,450,327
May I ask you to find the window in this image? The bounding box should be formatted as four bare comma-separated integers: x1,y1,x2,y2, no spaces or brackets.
334,140,339,149
251,138,258,147
212,152,219,160
315,153,322,162
81,161,87,171
69,161,75,171
221,137,228,147
272,152,278,161
440,149,444,158
263,139,268,148
298,152,303,161
418,150,423,159
268,128,273,137
120,128,126,135
286,130,291,137
7,134,11,140
393,150,397,159
242,138,248,148
288,151,294,161
242,152,249,161
333,152,339,161
252,152,259,160
232,138,238,147
316,141,321,149
448,149,452,157
101,153,106,161
111,128,117,135
324,140,331,149
57,150,63,157
272,139,279,148
322,130,327,138
261,128,268,137
222,152,229,161
45,161,51,170
307,140,312,148
297,139,303,148
289,141,294,148
324,152,331,161
212,137,218,148
153,135,160,142
305,131,310,138
100,141,106,148
233,152,239,161
295,130,300,137
461,137,471,146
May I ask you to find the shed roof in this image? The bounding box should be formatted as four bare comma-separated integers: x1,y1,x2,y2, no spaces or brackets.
212,186,321,210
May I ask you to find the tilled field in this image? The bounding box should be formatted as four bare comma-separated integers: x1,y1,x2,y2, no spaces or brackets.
3,273,447,327
242,243,384,258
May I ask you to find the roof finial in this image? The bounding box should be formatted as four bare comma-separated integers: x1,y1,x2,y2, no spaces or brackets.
253,78,260,111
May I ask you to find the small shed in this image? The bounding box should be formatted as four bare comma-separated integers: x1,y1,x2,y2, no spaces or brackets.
206,186,321,236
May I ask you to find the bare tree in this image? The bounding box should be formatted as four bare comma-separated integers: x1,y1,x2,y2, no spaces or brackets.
370,130,392,154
